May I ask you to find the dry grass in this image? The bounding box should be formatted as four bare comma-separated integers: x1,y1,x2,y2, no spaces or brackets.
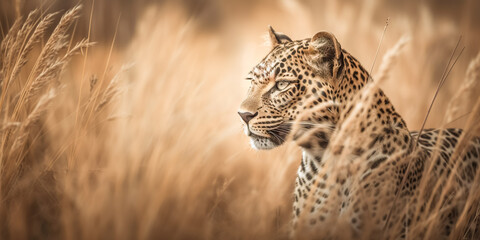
0,0,479,239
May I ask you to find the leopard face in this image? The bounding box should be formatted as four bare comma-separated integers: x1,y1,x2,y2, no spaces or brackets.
239,40,311,149
238,27,343,150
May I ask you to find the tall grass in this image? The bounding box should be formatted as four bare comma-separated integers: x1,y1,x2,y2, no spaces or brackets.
0,1,479,239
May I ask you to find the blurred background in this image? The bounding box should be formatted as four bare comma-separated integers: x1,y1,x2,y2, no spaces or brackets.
1,0,480,239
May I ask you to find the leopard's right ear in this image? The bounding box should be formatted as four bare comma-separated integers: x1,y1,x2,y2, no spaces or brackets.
268,26,292,48
306,31,343,79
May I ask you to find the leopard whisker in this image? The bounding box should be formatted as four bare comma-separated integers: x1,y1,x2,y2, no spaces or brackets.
269,131,286,145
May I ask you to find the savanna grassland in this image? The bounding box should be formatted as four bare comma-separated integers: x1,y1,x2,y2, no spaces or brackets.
1,0,480,239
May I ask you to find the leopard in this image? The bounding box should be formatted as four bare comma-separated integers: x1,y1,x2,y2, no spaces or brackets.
238,26,480,239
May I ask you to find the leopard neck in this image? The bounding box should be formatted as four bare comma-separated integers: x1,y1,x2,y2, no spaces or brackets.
296,50,414,162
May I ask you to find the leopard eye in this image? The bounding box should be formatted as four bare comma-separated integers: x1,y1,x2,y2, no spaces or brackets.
275,81,290,91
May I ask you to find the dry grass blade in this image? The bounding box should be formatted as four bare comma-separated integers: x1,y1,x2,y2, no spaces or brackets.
0,11,43,114
369,17,389,81
0,18,23,88
90,75,98,92
15,0,23,18
4,12,37,68
27,39,93,102
446,51,480,122
1,88,57,203
31,6,81,79
13,5,82,115
415,42,464,149
0,122,20,133
9,12,58,84
63,39,95,61
95,64,131,113
9,88,57,156
375,36,410,84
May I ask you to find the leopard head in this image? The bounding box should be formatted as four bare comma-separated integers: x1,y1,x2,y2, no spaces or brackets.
238,27,344,149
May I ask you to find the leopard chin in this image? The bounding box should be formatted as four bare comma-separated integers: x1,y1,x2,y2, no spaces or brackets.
249,123,291,150
249,136,278,150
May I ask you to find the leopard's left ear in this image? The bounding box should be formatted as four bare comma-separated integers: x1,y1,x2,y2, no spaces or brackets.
306,31,343,79
268,26,292,47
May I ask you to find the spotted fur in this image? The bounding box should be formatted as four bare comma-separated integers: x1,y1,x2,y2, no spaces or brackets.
238,27,480,238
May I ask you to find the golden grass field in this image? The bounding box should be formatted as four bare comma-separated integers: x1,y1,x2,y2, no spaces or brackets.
1,0,480,239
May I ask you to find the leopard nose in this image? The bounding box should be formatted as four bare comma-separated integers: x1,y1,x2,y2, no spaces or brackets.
238,111,258,124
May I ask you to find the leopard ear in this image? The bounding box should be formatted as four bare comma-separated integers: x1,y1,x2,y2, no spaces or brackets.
268,26,292,47
306,31,343,79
